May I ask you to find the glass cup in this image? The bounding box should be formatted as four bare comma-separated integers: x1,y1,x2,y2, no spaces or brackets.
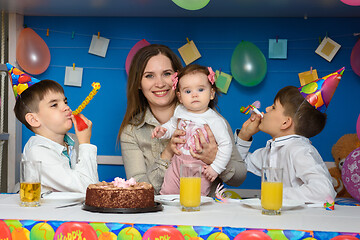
261,167,283,215
20,160,41,207
180,163,202,212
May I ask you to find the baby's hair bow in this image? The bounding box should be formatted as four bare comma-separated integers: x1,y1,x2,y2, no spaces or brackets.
171,72,179,90
208,67,216,85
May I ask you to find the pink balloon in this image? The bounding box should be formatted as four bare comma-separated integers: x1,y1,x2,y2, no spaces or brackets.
16,28,50,75
351,38,360,77
342,147,360,202
340,0,360,6
357,114,360,141
125,39,150,75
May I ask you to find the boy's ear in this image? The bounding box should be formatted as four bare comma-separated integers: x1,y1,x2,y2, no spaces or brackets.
176,91,183,103
25,113,41,128
280,116,293,130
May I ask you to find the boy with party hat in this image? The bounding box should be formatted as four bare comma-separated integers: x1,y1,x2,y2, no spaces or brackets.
7,63,98,193
235,68,344,203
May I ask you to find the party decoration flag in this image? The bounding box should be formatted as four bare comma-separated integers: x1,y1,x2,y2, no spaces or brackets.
315,37,341,62
298,68,318,86
299,67,344,113
126,39,150,75
215,70,232,94
88,34,110,58
178,40,201,65
6,63,40,99
268,39,287,59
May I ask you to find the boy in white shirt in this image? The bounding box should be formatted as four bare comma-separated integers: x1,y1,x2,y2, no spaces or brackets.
14,79,98,193
236,86,337,203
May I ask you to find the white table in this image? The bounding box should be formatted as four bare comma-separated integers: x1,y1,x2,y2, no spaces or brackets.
1,194,360,235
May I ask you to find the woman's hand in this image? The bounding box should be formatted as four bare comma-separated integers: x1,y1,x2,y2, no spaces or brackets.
161,129,186,160
190,124,217,165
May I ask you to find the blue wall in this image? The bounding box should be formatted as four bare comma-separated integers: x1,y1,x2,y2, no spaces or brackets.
22,17,360,189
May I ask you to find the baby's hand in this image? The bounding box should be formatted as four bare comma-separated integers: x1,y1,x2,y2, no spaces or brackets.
203,165,218,182
71,114,92,144
152,126,167,139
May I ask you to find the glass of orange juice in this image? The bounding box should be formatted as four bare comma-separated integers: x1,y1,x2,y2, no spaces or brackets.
180,163,201,212
261,167,283,215
20,160,41,207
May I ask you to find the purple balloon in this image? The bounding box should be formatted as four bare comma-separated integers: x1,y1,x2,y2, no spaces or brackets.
342,147,360,201
351,39,360,77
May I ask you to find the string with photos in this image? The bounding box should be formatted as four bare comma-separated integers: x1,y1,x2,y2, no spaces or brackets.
27,26,359,74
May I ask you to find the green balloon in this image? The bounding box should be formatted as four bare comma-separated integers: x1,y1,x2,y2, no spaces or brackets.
231,41,267,87
172,0,210,10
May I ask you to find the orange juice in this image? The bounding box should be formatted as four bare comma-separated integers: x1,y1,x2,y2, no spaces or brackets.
261,181,283,210
20,182,41,203
180,177,201,207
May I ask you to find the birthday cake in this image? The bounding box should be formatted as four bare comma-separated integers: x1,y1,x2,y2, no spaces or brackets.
85,178,154,209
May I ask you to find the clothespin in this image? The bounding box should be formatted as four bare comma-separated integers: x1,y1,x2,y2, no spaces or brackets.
73,63,75,71
276,35,279,43
326,32,328,39
186,37,190,44
98,32,100,39
310,66,313,74
72,31,75,39
319,36,322,44
219,67,222,75
46,28,49,37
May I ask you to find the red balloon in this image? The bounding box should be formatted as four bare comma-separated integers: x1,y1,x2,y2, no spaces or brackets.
0,220,11,239
234,230,271,240
142,226,185,240
340,0,360,6
351,38,360,77
54,222,97,240
331,235,359,240
125,39,150,75
16,28,51,75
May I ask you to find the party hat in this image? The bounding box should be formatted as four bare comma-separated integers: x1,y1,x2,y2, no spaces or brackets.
298,67,344,113
6,63,40,99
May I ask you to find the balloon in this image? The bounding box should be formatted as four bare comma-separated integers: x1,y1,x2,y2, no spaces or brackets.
331,235,360,240
342,147,360,202
172,0,210,10
16,28,50,75
234,230,271,240
351,38,360,77
357,114,360,141
125,39,150,75
340,0,360,6
231,41,267,87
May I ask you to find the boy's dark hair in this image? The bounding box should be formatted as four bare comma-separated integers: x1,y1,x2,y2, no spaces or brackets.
14,80,64,131
176,64,220,110
275,86,327,138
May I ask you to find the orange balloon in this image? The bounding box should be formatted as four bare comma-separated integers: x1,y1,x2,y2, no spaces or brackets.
16,28,50,75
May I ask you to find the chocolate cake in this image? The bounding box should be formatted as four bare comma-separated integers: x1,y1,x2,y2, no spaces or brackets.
85,178,154,209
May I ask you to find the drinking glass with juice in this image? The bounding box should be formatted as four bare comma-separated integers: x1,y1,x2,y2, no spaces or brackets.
261,167,283,215
20,160,41,207
180,163,202,211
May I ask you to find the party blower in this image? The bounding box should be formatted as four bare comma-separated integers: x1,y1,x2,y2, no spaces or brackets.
72,82,101,131
240,100,263,118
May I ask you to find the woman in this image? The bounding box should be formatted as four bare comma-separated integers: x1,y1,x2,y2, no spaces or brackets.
118,44,246,195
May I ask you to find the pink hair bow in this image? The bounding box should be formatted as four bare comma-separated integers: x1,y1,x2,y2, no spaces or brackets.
171,72,178,90
208,67,216,85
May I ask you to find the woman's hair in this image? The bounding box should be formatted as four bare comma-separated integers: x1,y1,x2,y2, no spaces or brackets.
175,64,219,110
275,86,327,138
118,44,183,138
13,80,64,131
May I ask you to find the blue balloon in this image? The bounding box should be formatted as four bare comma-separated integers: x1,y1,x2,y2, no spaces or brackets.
231,41,267,87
